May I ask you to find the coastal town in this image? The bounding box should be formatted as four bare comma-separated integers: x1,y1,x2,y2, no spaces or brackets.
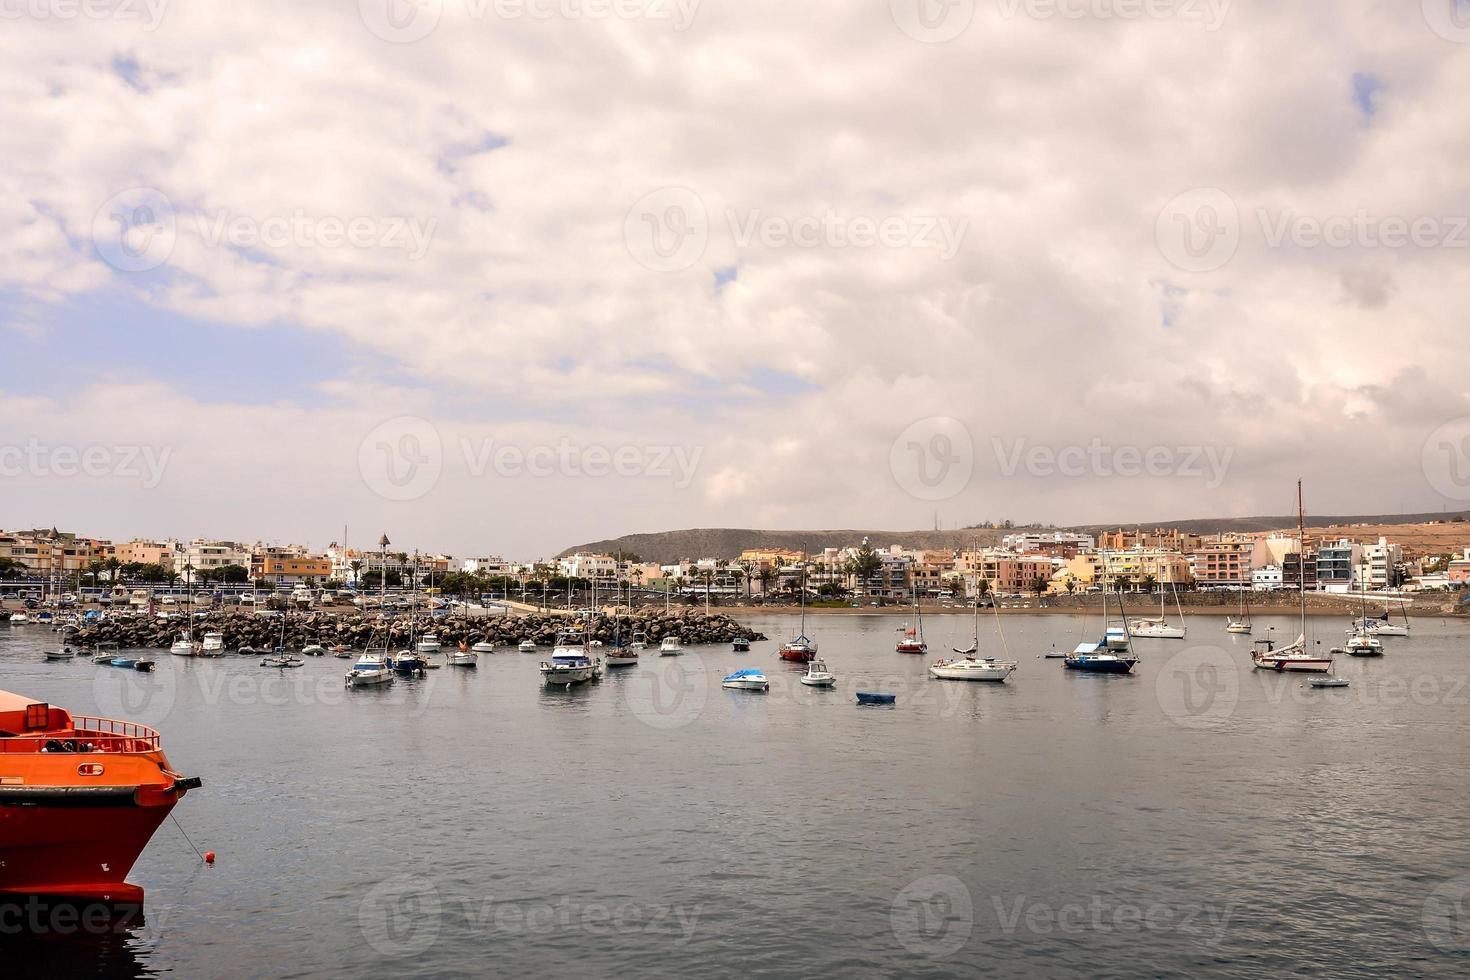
4,522,1469,611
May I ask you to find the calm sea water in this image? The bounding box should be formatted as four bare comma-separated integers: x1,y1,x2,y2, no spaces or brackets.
2,611,1468,979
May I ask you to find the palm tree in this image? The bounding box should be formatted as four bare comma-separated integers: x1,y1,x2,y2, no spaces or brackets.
86,558,104,588
758,567,776,596
349,560,363,588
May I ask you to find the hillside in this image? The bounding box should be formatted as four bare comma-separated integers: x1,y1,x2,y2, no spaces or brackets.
561,510,1470,563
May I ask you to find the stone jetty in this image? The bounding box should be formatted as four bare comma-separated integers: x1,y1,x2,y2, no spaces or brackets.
70,610,766,651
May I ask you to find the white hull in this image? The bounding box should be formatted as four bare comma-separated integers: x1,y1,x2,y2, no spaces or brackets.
799,674,836,687
346,670,394,687
1225,621,1253,635
541,666,595,686
659,642,684,657
446,651,477,665
471,642,496,653
518,641,538,653
929,660,1017,682
1129,622,1186,639
604,654,640,666
1252,654,1333,673
721,679,769,691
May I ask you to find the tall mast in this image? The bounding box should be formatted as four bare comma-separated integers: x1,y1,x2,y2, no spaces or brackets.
1297,480,1308,637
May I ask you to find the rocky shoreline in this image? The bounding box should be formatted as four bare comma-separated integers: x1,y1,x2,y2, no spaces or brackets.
69,611,766,651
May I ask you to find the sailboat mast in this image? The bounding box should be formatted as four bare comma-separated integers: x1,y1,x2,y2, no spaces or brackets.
1297,479,1308,636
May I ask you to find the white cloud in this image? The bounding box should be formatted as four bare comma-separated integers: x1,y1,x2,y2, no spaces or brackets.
3,3,1470,555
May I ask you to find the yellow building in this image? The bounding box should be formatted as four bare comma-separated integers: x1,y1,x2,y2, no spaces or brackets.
261,556,332,586
1066,549,1192,588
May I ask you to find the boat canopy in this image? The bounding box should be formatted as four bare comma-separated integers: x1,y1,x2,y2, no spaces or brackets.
724,669,765,680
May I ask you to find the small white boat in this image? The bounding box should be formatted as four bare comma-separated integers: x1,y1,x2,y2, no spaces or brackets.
346,653,394,687
1309,676,1350,688
721,668,769,692
659,636,684,656
799,659,836,687
446,645,477,667
8,612,29,624
416,633,442,654
170,633,201,656
604,645,640,667
45,648,76,661
1225,620,1254,635
301,642,327,656
929,656,1017,682
518,639,538,653
261,652,305,669
1352,617,1409,637
1103,625,1131,651
629,632,648,652
1251,636,1333,673
201,631,227,654
471,640,496,654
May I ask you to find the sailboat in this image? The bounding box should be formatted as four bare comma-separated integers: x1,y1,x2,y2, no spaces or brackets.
896,583,928,654
1226,590,1253,634
1339,563,1385,657
1129,581,1187,638
1349,593,1411,637
1251,482,1334,673
929,591,1017,682
1064,556,1139,674
778,550,818,662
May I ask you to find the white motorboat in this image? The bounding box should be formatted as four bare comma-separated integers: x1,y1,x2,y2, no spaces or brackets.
471,640,496,654
540,652,599,687
1310,676,1351,689
799,658,836,687
415,633,442,654
201,631,227,654
8,612,29,624
1342,630,1384,657
44,648,76,661
518,639,538,653
301,643,326,656
170,633,201,656
659,635,684,656
721,668,769,692
929,656,1017,682
629,632,648,652
345,653,394,687
1103,625,1131,651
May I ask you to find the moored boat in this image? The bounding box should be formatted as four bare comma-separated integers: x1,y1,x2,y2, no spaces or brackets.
0,687,201,904
518,639,538,653
732,636,751,652
201,631,227,654
855,691,896,705
540,653,599,687
345,653,394,688
471,640,496,654
929,656,1017,682
659,635,685,657
721,668,769,692
799,658,836,687
896,584,928,654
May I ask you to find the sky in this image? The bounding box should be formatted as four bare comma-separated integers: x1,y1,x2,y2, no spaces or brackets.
3,1,1470,558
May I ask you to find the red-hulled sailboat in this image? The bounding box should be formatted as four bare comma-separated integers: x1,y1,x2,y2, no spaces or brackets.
0,689,201,905
777,549,819,662
896,584,927,654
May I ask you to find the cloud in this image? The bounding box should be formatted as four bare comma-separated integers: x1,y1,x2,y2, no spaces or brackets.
2,4,1470,554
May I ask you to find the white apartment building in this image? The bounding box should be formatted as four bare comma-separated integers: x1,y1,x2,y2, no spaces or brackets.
1252,565,1284,590
462,556,513,576
558,553,620,582
1359,537,1403,589
172,539,251,576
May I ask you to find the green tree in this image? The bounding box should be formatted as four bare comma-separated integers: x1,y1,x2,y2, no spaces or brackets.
219,564,250,584
86,558,104,587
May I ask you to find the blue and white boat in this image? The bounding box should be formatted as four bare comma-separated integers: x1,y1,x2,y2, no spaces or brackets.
540,653,599,687
721,668,769,692
856,691,897,705
1064,641,1138,674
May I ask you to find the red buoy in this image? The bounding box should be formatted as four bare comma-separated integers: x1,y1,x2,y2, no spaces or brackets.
204,851,216,865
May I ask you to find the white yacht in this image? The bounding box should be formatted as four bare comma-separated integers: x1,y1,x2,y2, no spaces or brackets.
170,633,200,656
416,633,442,654
929,656,1017,682
471,640,496,654
201,631,227,654
345,653,394,688
659,635,684,656
8,612,29,624
540,652,599,687
518,638,538,653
